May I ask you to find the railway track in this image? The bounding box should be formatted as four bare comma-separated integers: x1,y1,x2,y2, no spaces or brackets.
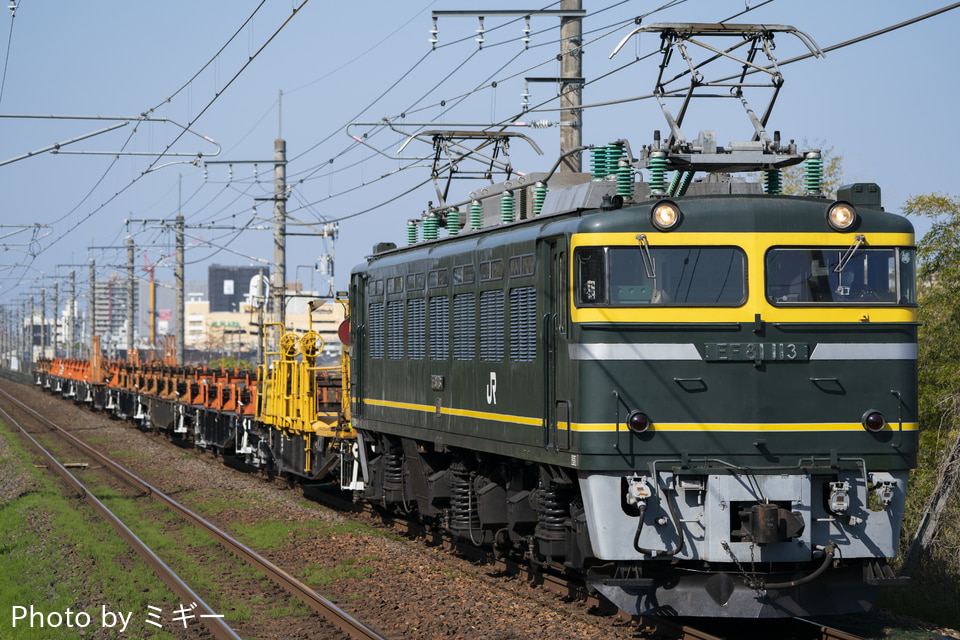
2,376,885,640
0,384,387,640
305,487,876,640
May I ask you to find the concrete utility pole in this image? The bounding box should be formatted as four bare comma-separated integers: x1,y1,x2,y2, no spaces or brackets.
52,282,59,359
89,259,96,345
29,295,34,363
559,0,583,173
126,238,134,355
274,137,287,329
20,300,25,369
40,288,45,359
175,214,184,365
69,270,76,358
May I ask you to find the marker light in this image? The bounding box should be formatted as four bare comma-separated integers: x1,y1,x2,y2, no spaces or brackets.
862,410,886,432
627,410,651,433
651,200,681,231
827,202,857,231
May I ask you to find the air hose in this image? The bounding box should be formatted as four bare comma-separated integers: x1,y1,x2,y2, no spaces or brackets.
633,478,685,557
763,541,838,590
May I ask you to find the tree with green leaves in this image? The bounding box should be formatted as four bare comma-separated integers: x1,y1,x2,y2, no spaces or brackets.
904,193,960,423
889,192,960,625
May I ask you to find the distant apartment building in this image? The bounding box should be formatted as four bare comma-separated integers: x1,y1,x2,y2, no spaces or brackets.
92,273,137,352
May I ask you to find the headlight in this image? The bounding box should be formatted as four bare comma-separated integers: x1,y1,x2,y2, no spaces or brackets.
651,200,681,231
827,201,857,231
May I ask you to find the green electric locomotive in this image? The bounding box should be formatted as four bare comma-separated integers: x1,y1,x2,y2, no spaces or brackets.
349,158,916,618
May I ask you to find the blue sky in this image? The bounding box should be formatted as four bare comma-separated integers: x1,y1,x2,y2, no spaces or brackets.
1,1,958,311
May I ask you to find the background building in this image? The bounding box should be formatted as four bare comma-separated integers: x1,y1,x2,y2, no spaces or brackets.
92,273,137,354
208,265,271,313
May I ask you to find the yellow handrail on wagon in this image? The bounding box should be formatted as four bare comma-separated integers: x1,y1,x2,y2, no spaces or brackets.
256,308,353,442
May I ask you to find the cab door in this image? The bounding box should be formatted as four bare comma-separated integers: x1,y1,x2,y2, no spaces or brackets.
539,236,570,451
349,273,365,419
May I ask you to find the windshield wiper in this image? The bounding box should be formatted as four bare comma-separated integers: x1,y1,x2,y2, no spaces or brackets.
636,234,656,279
834,234,865,273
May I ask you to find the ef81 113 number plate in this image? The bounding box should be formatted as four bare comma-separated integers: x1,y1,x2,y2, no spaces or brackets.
704,342,809,362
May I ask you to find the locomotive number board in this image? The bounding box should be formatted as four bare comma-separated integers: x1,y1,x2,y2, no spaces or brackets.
703,342,810,362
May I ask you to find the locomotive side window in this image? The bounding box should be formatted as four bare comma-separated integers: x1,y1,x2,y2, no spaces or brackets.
509,254,535,278
406,272,425,291
765,247,916,305
577,248,606,304
480,259,504,282
428,269,449,288
386,276,403,295
453,265,475,285
575,246,745,306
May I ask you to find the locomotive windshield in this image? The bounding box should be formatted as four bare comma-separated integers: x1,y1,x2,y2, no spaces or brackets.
575,246,746,306
765,247,916,305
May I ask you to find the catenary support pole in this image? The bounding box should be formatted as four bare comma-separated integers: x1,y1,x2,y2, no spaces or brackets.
127,238,134,356
559,0,583,173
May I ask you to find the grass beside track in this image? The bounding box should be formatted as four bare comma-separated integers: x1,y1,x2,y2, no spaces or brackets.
0,420,181,639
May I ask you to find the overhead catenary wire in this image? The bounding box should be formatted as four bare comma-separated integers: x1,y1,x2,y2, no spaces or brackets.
285,0,691,221
528,2,960,114
282,11,634,206
286,0,593,180
148,0,269,114
0,0,19,107
2,2,310,297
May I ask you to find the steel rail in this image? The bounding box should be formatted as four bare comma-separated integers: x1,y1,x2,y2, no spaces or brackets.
0,403,242,640
0,386,387,640
793,617,870,640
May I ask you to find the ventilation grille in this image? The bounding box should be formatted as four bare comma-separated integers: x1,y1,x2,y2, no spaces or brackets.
480,290,504,362
368,302,384,360
407,298,425,360
453,294,476,361
430,296,449,361
510,287,536,362
387,301,403,360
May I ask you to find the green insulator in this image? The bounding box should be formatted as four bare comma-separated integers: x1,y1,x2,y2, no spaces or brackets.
423,213,439,240
676,171,694,197
764,169,782,195
501,190,515,224
616,159,634,199
606,142,625,178
406,220,418,246
804,151,823,194
648,151,668,195
447,208,460,235
533,182,548,216
591,147,608,178
667,171,682,197
470,199,483,230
